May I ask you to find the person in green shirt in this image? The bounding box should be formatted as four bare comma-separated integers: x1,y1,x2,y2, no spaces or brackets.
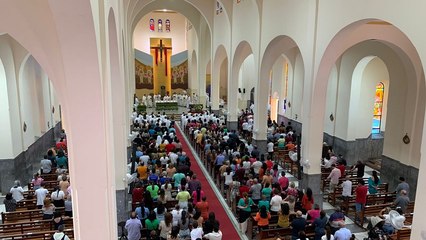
146,181,160,200
237,192,254,234
262,183,273,200
176,185,190,209
258,194,270,212
172,171,185,188
144,211,159,240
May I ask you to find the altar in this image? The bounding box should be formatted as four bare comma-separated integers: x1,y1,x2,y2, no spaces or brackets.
155,100,178,111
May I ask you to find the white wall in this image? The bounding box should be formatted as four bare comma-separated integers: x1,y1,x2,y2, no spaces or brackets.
187,24,199,92
270,56,285,117
219,58,228,99
238,54,255,101
19,56,50,149
323,65,338,135
290,53,304,121
0,58,14,159
347,57,389,139
133,11,187,54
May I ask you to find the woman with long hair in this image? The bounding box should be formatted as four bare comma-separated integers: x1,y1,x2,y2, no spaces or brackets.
159,212,173,240
167,226,180,240
145,211,159,240
135,201,149,226
51,186,65,207
321,226,335,240
368,170,381,194
42,199,56,219
254,205,271,230
277,203,290,228
178,211,190,239
192,186,205,205
237,192,254,234
155,202,166,222
158,189,167,204
302,187,314,211
203,212,220,234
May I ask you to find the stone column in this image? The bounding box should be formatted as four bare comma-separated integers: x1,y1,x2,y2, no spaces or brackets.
227,121,238,131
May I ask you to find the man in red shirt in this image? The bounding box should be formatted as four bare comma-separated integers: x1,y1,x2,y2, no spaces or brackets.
355,179,368,223
265,156,274,171
239,183,250,198
337,162,346,178
56,137,67,152
165,141,175,154
278,171,289,191
131,183,144,210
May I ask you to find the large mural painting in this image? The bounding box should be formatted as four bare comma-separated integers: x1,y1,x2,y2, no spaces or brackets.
171,60,188,90
135,59,154,90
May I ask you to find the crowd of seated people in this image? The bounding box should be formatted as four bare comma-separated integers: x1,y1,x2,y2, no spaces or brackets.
127,113,223,240
1,130,73,239
181,111,415,240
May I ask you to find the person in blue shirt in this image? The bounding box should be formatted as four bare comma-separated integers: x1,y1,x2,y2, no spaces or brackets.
125,212,142,240
135,202,149,226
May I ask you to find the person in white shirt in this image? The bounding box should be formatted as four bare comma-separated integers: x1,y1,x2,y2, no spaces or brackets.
190,221,203,240
10,180,24,202
35,183,49,209
139,154,150,166
40,155,52,174
267,141,274,158
251,159,263,175
270,189,282,214
341,176,352,201
203,226,222,240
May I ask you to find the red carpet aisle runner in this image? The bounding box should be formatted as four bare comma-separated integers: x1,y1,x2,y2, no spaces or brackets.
175,127,240,239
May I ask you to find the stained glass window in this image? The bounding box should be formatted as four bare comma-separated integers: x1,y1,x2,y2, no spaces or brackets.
165,19,170,32
372,82,384,134
149,18,155,31
158,19,163,32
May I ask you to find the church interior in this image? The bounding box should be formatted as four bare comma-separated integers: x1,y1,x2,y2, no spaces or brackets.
0,0,426,239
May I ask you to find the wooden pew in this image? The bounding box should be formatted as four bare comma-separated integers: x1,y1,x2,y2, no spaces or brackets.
1,208,65,224
343,192,396,216
15,199,38,211
258,227,292,240
257,225,315,240
406,201,415,214
358,203,392,226
40,173,59,182
389,227,411,240
0,228,74,240
0,218,73,236
28,181,59,191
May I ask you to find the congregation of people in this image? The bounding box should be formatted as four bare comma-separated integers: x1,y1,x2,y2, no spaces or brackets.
180,109,414,240
126,113,223,240
1,130,73,239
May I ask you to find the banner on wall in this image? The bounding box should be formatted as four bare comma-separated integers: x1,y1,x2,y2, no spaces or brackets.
135,59,154,89
171,60,188,90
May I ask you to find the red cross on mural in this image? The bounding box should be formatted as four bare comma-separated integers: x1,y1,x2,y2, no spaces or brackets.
150,39,172,76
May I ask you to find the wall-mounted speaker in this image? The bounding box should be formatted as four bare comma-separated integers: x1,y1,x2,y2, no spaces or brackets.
243,88,246,93
238,88,241,93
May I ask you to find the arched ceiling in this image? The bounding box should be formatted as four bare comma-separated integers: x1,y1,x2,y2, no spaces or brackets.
127,0,213,39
